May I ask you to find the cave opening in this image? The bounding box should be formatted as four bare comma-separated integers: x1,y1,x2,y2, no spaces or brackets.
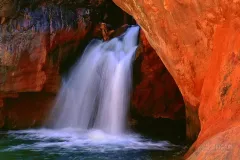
129,33,187,145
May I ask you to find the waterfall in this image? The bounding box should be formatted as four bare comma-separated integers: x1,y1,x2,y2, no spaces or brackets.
47,26,139,135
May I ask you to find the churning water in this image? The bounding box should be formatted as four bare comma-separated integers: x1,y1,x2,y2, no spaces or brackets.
0,128,184,159
0,26,184,160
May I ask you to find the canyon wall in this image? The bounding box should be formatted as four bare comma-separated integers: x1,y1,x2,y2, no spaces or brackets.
113,0,240,159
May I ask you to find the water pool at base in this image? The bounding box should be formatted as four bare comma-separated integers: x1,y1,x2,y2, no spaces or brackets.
0,128,185,160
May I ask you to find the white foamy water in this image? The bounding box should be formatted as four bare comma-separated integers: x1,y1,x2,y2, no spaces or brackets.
3,129,177,152
47,26,140,134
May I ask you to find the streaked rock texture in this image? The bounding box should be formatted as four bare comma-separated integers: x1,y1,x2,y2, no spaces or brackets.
113,0,240,159
0,4,93,103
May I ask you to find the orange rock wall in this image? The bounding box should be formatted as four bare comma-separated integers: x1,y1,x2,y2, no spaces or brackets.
0,25,90,103
113,0,240,159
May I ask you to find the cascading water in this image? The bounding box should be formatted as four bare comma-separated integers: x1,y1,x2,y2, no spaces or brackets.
48,26,139,134
0,26,181,159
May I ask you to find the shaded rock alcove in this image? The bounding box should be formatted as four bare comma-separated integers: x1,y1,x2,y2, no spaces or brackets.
130,30,186,144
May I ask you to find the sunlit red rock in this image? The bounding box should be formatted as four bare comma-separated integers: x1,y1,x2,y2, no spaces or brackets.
188,126,240,159
113,0,240,159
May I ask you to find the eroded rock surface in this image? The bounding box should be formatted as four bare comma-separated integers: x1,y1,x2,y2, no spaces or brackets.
113,0,240,159
0,4,93,102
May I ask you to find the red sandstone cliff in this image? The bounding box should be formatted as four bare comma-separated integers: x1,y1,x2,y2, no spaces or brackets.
113,0,240,159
